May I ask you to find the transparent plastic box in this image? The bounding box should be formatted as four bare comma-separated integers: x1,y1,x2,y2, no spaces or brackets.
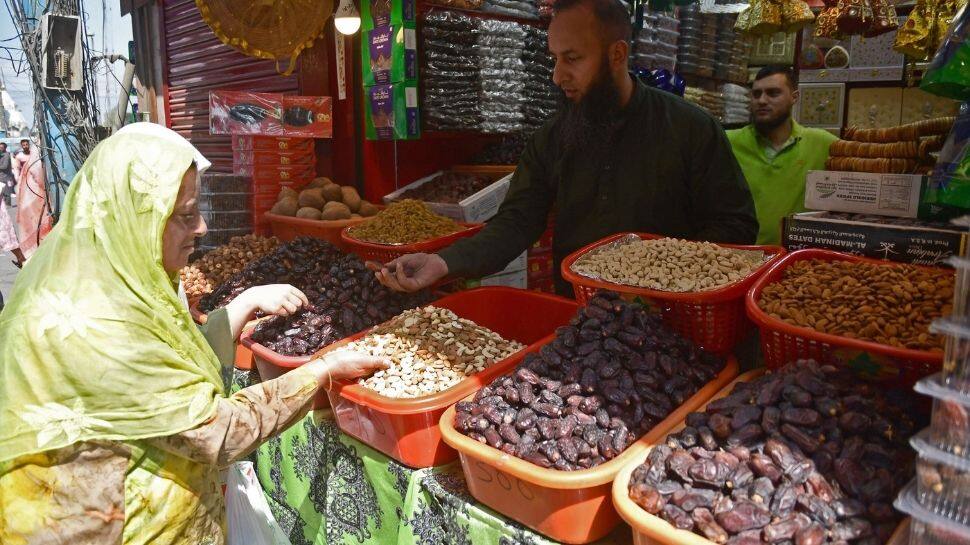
916,372,970,458
198,228,252,248
896,481,970,545
914,429,970,524
930,318,970,393
198,192,252,213
200,210,253,230
950,256,970,318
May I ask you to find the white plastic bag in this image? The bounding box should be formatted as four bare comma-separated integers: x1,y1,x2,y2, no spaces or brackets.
225,462,292,545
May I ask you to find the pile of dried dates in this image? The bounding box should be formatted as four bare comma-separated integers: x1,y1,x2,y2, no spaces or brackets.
628,361,921,545
198,237,344,312
455,291,725,471
250,253,429,356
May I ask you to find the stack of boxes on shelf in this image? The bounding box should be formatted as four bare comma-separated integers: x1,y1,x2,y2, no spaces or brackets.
196,172,255,253
361,0,420,140
231,135,316,234
633,10,679,73
527,213,555,293
895,242,970,544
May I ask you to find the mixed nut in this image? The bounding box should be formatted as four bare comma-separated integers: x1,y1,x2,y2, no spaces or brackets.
758,259,954,351
572,238,766,293
455,291,725,471
347,199,464,245
181,234,280,298
347,306,524,398
396,172,495,204
628,361,921,545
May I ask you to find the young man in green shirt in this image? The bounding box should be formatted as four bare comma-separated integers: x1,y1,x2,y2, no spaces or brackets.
727,66,837,245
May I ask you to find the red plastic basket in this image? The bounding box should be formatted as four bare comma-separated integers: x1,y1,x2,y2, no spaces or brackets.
745,249,949,386
340,222,483,263
324,287,579,468
561,233,786,355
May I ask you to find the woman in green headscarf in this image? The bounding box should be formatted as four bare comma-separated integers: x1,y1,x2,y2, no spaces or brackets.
0,123,387,544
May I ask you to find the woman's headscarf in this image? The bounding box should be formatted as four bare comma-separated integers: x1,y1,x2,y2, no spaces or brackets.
0,123,225,463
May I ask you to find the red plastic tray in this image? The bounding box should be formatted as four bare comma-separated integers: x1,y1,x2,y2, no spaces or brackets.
239,327,330,408
745,248,949,386
561,233,786,355
265,209,382,251
340,222,483,264
190,302,254,371
324,287,579,468
439,356,739,544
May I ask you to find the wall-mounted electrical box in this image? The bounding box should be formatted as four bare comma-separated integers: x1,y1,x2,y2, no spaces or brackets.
40,13,83,91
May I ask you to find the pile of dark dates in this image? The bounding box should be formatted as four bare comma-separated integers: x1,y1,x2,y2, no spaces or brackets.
397,172,494,204
250,253,430,356
628,361,921,545
198,237,343,312
455,291,725,471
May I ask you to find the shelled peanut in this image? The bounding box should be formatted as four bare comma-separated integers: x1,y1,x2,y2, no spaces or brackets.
347,199,464,245
348,306,524,398
758,259,954,351
180,234,280,298
572,238,766,292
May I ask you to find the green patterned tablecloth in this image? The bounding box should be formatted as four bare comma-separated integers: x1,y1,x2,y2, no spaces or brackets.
233,369,632,545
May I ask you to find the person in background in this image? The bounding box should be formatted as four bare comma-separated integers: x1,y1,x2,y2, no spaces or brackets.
0,123,386,544
727,65,837,246
0,143,14,206
17,138,30,160
11,137,53,258
373,0,758,295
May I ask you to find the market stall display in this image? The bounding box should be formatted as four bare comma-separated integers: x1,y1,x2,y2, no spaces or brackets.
747,249,954,385
894,0,964,60
616,361,921,545
684,87,725,120
563,233,786,355
827,117,957,173
634,10,679,72
345,199,464,244
324,287,578,468
180,234,280,299
472,133,530,165
391,171,493,204
440,291,739,543
721,84,751,126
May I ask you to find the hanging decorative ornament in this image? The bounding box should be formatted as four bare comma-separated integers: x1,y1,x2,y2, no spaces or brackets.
865,0,900,36
195,0,334,75
735,0,815,35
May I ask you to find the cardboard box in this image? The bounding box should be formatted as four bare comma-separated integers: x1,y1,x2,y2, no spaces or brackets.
233,161,316,181
361,0,415,30
383,171,512,222
806,170,930,218
232,136,314,153
362,25,417,86
232,149,316,166
783,211,968,266
281,96,333,138
210,90,283,136
365,83,419,141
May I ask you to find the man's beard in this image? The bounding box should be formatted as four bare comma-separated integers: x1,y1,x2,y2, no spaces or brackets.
753,109,792,134
558,59,623,157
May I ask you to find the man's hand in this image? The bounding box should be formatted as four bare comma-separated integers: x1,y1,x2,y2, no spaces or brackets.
367,253,448,292
306,350,391,389
239,284,309,316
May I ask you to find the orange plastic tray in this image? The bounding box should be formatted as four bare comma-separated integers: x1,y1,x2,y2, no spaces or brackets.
190,301,254,371
323,287,579,468
265,208,383,251
340,222,483,263
612,369,910,545
239,327,331,408
561,233,785,355
439,357,739,544
745,248,949,387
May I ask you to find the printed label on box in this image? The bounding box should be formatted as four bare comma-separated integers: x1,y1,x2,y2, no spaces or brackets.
805,170,924,218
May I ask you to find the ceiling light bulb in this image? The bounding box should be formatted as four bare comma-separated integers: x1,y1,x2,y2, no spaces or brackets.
335,0,361,35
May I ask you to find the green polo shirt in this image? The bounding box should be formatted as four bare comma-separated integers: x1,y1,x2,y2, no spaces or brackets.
727,121,837,245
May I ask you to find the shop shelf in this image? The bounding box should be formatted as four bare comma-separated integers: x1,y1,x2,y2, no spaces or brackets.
561,233,785,355
265,211,378,252
746,249,949,387
613,369,910,545
341,222,484,264
917,372,970,459
897,480,970,545
438,357,739,544
324,287,579,468
913,429,970,525
190,302,255,371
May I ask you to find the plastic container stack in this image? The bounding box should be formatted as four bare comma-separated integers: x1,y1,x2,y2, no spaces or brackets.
676,5,716,78
634,8,679,72
895,252,970,545
196,172,254,252
422,10,557,134
683,86,725,120
713,14,748,84
721,83,751,125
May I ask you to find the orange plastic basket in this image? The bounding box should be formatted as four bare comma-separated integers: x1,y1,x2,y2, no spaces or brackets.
265,210,381,251
745,249,949,387
612,369,910,545
340,222,483,263
240,329,328,408
323,287,579,468
190,301,254,371
561,233,786,355
439,356,739,544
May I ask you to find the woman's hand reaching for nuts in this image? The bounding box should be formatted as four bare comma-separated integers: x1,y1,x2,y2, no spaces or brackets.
369,253,448,292
306,350,391,390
